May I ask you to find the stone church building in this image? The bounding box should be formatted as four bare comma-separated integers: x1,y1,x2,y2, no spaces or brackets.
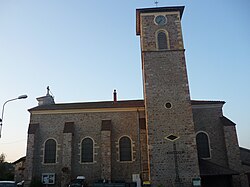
24,6,250,187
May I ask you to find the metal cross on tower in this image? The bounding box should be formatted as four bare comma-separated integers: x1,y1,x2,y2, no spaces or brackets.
165,135,184,187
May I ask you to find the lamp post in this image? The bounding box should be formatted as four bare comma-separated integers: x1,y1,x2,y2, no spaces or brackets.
0,94,28,138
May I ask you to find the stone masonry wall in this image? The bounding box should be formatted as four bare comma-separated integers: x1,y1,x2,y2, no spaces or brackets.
140,10,200,186
100,120,112,181
140,13,184,51
61,129,73,187
24,123,39,187
192,105,229,167
24,133,35,187
28,109,145,186
224,125,249,187
143,51,200,186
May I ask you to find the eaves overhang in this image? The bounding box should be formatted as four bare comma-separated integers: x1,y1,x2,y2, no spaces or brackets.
29,99,145,114
191,100,225,109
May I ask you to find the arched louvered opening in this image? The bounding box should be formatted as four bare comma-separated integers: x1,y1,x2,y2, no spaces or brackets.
157,30,169,50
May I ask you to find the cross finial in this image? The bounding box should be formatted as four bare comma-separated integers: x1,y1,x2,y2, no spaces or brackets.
46,86,50,96
154,0,159,7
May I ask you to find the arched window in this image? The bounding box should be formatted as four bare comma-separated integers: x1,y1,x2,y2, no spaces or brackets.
196,132,211,159
81,137,94,163
119,136,132,161
44,139,57,163
157,30,169,50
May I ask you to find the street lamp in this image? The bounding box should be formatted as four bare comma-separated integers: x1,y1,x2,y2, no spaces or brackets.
0,94,28,138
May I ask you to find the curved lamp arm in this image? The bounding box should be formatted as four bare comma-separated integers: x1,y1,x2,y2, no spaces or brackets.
0,94,28,138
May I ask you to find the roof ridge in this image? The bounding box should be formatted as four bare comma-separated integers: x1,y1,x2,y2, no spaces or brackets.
28,99,145,112
240,147,250,153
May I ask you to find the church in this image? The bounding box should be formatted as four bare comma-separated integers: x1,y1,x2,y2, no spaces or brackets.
24,6,250,187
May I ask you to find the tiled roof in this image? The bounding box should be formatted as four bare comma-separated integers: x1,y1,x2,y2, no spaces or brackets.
12,156,26,165
220,116,236,126
29,100,145,111
136,6,184,17
191,100,225,105
29,99,226,112
240,147,250,166
199,159,239,176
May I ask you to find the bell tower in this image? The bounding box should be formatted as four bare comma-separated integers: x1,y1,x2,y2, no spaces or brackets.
136,6,200,186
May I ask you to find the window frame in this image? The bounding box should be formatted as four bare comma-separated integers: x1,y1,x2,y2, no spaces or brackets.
156,29,170,50
196,131,212,159
43,138,57,164
80,137,94,164
118,135,133,162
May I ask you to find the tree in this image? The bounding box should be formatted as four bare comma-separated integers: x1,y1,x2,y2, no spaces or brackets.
0,153,6,163
0,153,14,180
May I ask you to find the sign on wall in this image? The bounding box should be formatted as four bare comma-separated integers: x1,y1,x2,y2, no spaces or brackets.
42,173,56,185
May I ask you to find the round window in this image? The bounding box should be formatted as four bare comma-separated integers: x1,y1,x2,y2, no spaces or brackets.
165,102,172,109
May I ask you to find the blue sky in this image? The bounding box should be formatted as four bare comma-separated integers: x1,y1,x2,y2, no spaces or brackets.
0,0,249,162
